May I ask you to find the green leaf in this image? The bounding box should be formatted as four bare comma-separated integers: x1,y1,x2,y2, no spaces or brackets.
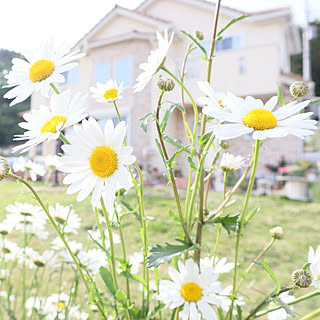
140,112,154,133
170,102,185,113
180,30,207,58
100,267,116,297
147,240,197,268
211,213,240,235
121,270,146,286
244,207,260,225
303,262,311,270
310,98,320,105
277,83,285,106
168,209,180,223
155,138,168,170
168,146,190,168
116,290,127,305
88,232,111,260
272,297,296,317
217,15,249,37
236,305,243,320
163,134,184,149
187,156,198,171
198,132,213,146
252,261,281,292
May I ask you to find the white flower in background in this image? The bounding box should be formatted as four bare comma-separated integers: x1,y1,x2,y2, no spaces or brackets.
49,203,81,235
4,39,85,106
90,80,124,103
0,157,9,181
88,229,120,249
12,157,46,181
51,237,83,263
220,153,245,173
129,251,144,274
197,81,238,111
77,249,108,274
158,259,222,320
4,202,48,239
0,291,15,303
13,90,87,153
267,292,295,320
215,286,245,312
59,117,135,211
0,239,22,262
45,155,62,169
204,96,317,140
133,29,174,93
200,256,235,275
308,245,320,290
26,250,60,269
68,306,89,320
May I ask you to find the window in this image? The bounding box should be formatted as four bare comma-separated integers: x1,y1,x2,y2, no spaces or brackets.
239,57,246,74
94,63,110,85
115,58,131,88
203,34,244,53
66,68,80,85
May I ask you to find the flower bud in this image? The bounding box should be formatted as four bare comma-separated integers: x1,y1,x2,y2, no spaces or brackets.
289,81,309,98
292,269,312,288
219,140,230,150
157,77,175,92
220,153,245,173
269,226,284,240
33,260,45,268
193,30,204,41
0,157,9,181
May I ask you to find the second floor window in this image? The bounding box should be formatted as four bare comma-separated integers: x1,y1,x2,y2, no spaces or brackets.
94,63,110,85
115,58,131,88
203,34,244,53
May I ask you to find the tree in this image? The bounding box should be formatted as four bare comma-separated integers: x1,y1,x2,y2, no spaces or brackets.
291,21,320,96
0,49,30,147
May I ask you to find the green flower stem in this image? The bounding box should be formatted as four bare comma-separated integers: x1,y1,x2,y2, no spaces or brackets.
50,83,60,94
112,101,122,124
204,157,254,224
235,238,275,296
6,173,108,319
204,147,222,207
115,205,131,301
100,198,119,291
21,217,27,320
229,140,262,318
212,171,227,264
301,309,320,320
45,168,53,185
155,90,193,245
59,132,71,145
255,290,320,317
133,163,150,315
192,132,217,263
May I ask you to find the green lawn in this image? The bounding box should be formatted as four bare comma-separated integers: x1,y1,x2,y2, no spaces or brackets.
0,178,319,319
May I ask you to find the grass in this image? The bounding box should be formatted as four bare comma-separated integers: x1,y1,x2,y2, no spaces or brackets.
0,178,319,319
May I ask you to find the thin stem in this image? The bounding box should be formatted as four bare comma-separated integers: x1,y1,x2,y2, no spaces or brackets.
204,147,222,207
301,309,320,320
21,217,27,320
212,171,227,263
244,285,294,320
100,198,119,291
255,291,320,317
229,140,262,318
133,163,150,315
112,101,122,123
59,132,71,145
235,238,275,295
50,83,60,94
155,90,193,245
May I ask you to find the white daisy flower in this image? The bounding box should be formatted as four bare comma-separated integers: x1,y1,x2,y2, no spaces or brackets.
214,285,245,312
13,90,87,153
158,258,222,320
197,81,238,111
45,154,62,169
0,239,22,262
133,29,174,93
12,157,46,181
59,117,135,211
220,153,245,173
308,245,320,290
200,256,235,275
129,251,144,274
51,237,82,263
4,39,85,106
204,96,317,140
25,249,60,269
0,157,9,181
267,292,295,320
90,80,124,103
49,203,81,235
77,248,108,274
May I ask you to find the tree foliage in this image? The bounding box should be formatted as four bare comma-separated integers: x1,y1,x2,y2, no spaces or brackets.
0,49,30,147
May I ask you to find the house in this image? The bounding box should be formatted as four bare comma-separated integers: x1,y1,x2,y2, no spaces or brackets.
31,0,315,179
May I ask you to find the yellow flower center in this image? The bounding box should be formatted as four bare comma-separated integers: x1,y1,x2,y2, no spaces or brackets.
318,275,320,279
90,146,118,178
104,89,118,100
29,59,55,82
243,109,277,131
41,115,67,134
57,302,65,310
181,282,202,302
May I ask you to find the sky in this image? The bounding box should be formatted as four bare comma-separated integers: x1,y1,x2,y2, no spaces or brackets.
1,0,320,54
